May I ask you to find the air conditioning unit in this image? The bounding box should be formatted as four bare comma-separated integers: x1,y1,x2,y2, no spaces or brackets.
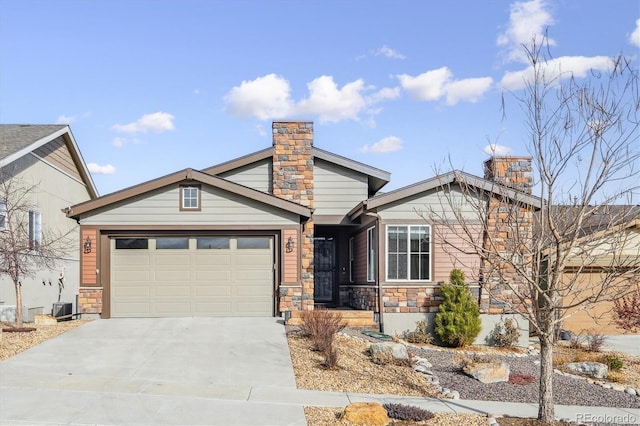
52,302,72,321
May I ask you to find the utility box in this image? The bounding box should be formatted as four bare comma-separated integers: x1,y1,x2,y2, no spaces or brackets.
52,302,72,321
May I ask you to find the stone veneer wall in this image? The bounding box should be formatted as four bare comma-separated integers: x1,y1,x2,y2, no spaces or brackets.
348,285,378,311
272,121,315,312
481,156,534,313
78,287,102,315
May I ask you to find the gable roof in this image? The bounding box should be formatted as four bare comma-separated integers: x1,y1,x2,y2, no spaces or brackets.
66,168,312,219
0,124,99,199
349,170,542,219
203,146,390,194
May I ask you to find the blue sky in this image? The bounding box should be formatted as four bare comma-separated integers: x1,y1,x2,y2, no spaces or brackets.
1,0,638,196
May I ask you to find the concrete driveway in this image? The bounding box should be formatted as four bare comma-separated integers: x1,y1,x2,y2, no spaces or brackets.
0,317,306,425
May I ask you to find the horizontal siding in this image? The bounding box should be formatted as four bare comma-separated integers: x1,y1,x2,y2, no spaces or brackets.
378,185,486,221
218,160,272,193
282,229,298,283
81,185,299,226
432,224,482,282
32,136,82,180
314,159,369,216
81,229,97,285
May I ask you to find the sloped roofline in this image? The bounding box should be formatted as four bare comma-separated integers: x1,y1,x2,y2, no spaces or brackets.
348,170,542,219
1,125,99,199
66,168,311,219
202,146,391,193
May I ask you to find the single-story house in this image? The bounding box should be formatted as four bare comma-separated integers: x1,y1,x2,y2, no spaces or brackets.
0,125,98,320
65,121,539,340
556,206,640,335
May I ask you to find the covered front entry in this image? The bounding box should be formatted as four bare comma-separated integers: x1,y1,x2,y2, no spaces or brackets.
110,236,274,317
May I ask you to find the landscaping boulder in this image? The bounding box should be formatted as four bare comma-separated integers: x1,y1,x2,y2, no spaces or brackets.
341,402,389,426
463,362,510,383
369,342,409,364
566,362,608,379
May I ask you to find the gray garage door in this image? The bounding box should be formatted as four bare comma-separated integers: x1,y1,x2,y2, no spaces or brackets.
110,236,274,317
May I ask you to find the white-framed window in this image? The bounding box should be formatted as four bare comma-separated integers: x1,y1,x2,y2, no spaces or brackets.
29,210,42,251
367,226,375,282
386,225,431,281
348,237,354,283
0,200,6,231
180,185,200,211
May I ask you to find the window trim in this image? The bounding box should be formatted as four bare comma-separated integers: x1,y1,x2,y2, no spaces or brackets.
366,226,375,282
348,237,354,283
385,224,431,282
180,185,201,211
28,210,42,251
0,200,6,231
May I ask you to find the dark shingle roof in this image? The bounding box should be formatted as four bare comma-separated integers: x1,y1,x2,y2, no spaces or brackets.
0,124,67,160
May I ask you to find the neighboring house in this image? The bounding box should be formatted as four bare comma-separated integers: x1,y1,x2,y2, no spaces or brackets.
556,206,640,335
65,121,538,341
0,125,98,319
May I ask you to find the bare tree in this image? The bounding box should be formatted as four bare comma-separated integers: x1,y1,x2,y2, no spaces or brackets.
426,39,639,422
0,172,74,329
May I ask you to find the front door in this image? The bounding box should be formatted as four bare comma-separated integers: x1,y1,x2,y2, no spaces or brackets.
313,237,335,304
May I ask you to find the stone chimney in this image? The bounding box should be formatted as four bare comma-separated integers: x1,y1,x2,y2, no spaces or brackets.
481,156,534,314
272,121,315,312
484,156,533,194
272,121,314,208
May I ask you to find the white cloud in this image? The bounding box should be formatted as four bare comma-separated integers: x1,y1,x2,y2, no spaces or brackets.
224,74,293,120
630,18,640,47
500,55,615,91
193,88,201,95
373,45,406,60
55,115,77,124
444,77,494,105
497,0,555,64
112,112,176,134
397,67,493,104
87,163,116,175
360,136,403,154
297,76,369,123
224,74,398,124
483,143,513,156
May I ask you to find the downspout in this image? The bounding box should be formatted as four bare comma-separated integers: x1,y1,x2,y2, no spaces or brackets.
365,211,384,333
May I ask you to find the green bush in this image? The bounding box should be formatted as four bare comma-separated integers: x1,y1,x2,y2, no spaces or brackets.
603,354,624,370
434,269,482,347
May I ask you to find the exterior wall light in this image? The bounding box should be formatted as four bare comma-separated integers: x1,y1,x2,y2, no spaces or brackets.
83,236,92,254
286,236,295,253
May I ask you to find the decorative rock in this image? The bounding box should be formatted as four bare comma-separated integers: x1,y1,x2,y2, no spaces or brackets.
424,375,439,385
565,362,608,379
463,362,510,383
369,342,409,364
625,387,637,396
448,390,460,399
35,314,57,325
341,402,389,426
414,364,432,374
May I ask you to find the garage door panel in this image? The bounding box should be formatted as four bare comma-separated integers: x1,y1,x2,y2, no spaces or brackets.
195,254,231,265
155,253,191,265
114,253,151,266
194,302,232,314
155,285,191,297
155,302,192,314
114,302,151,315
194,270,232,281
153,270,191,281
195,285,231,297
111,236,273,317
112,270,151,281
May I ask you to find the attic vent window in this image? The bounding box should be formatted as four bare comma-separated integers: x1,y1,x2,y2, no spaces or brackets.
180,185,201,211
